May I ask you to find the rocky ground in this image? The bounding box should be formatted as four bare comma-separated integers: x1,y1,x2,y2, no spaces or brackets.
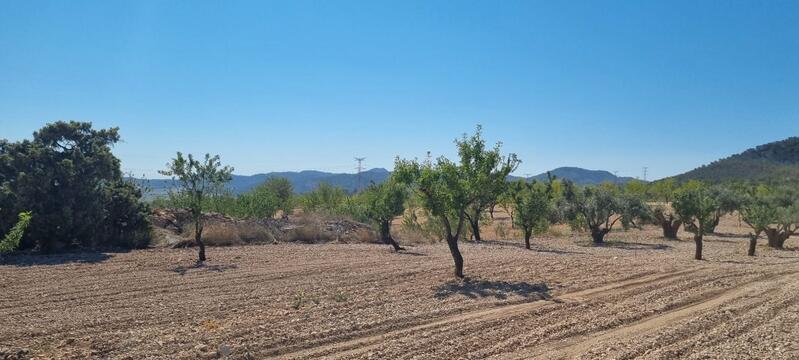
1,215,798,359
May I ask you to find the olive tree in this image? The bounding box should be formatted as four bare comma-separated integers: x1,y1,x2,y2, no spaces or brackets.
647,178,681,239
512,181,553,249
460,125,520,241
563,183,649,244
673,185,718,260
705,185,744,233
359,179,407,251
739,186,778,256
160,153,233,263
754,186,799,249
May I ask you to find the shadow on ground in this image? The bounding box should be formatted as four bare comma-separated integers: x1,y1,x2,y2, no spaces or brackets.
579,241,671,251
0,252,113,266
473,240,586,255
435,278,551,300
173,263,239,275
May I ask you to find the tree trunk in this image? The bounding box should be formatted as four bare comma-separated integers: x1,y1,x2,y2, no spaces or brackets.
469,216,481,242
660,218,681,239
694,234,703,260
590,227,609,244
747,233,757,256
765,228,789,249
195,223,206,263
446,235,464,278
380,220,404,251
524,229,532,250
707,216,720,234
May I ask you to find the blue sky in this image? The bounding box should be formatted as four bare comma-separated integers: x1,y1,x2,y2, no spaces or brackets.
1,1,797,180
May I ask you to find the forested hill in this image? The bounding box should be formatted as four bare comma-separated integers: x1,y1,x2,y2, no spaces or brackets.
672,137,799,183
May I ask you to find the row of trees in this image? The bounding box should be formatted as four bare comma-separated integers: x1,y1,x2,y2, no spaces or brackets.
160,126,799,276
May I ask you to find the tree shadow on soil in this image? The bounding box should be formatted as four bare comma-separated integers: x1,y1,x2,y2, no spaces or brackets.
173,263,239,276
579,241,671,251
475,240,586,255
0,251,113,267
435,279,551,300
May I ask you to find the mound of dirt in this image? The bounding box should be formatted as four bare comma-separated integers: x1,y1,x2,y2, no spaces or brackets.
149,208,377,248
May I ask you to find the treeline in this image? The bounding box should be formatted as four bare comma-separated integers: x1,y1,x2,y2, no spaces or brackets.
3,122,798,280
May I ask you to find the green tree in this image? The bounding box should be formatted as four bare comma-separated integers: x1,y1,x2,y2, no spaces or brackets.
0,212,32,254
512,181,553,249
459,125,520,241
673,185,719,260
746,185,799,249
563,183,649,244
705,185,744,233
262,177,294,215
739,185,778,256
0,121,151,251
358,179,408,251
649,179,681,239
301,183,348,213
160,153,233,263
395,156,471,278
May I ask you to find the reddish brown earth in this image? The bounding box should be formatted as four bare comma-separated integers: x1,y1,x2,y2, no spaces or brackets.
2,216,799,359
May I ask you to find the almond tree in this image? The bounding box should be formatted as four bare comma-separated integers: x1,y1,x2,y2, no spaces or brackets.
394,127,517,277
459,125,520,241
394,156,470,277
359,178,407,251
160,153,233,263
512,181,553,249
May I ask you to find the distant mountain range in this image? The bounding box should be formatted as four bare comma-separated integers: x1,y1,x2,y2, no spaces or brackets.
134,166,637,198
671,137,799,183
515,167,638,185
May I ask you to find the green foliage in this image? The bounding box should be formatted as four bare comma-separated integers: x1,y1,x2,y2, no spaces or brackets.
159,152,234,221
160,152,233,262
0,212,32,254
562,182,649,242
0,121,151,251
674,137,799,184
262,177,294,214
358,179,407,225
300,183,349,214
458,125,520,240
672,184,718,239
649,178,677,203
511,181,553,241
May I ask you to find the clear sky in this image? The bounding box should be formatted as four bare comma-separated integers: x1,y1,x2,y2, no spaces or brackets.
1,1,798,180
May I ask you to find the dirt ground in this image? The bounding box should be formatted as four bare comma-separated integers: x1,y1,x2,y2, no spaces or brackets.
2,215,799,359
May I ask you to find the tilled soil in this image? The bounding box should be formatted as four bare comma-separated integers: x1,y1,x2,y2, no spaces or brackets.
2,217,799,359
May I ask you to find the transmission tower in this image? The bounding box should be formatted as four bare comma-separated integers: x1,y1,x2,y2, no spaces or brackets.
355,157,366,192
642,167,648,182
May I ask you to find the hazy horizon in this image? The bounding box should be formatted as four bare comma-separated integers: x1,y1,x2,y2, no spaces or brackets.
2,1,798,180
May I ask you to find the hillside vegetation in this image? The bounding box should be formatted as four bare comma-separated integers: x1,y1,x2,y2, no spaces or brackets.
673,137,799,183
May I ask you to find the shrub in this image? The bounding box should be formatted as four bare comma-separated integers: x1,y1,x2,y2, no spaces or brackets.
0,212,32,254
